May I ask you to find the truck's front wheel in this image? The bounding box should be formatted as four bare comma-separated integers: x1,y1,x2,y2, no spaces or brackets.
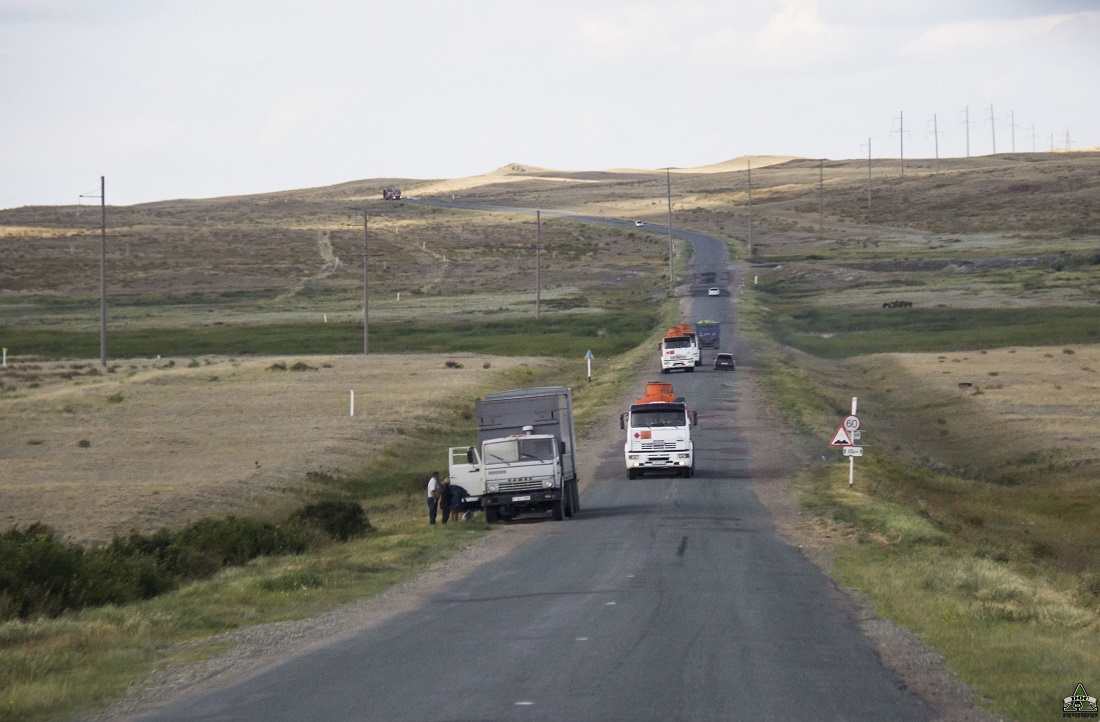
485,505,499,524
551,499,565,521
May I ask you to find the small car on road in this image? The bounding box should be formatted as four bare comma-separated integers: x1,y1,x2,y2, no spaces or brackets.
707,287,720,296
634,220,645,227
714,353,736,370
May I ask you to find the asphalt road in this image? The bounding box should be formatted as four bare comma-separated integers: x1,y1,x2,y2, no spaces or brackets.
137,211,933,722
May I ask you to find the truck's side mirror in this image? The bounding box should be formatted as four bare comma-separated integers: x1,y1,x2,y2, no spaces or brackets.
692,411,698,426
619,413,625,430
466,447,475,464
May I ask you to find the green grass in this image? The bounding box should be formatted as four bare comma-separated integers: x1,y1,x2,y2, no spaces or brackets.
749,322,1100,721
0,311,656,361
770,306,1100,357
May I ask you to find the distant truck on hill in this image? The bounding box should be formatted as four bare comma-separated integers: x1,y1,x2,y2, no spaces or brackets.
381,186,402,200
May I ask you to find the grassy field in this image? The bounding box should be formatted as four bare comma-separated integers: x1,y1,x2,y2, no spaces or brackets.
3,152,1100,720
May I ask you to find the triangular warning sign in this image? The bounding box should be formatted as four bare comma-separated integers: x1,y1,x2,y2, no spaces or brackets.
830,427,852,446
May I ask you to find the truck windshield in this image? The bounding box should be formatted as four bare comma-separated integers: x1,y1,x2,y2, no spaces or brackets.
631,409,686,427
663,337,692,349
483,438,557,464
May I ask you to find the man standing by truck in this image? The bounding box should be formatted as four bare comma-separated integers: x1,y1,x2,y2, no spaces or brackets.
426,471,441,525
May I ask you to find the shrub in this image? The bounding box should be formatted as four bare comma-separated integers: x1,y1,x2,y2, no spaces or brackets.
293,501,371,542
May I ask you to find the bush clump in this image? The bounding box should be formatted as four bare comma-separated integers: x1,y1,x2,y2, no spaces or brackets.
0,501,370,622
293,501,372,541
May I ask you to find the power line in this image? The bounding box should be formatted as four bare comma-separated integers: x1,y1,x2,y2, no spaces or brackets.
1005,110,1019,153
79,177,107,368
927,114,945,172
891,111,910,177
959,105,974,158
860,138,872,220
985,103,999,154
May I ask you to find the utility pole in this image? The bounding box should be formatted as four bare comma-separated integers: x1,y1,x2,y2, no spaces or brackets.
927,114,944,172
959,106,973,158
1064,128,1073,151
666,168,674,295
81,177,107,367
818,159,824,239
860,139,873,219
535,210,541,320
1050,133,1055,152
1029,124,1038,153
369,210,374,354
891,111,908,177
1006,110,1019,153
747,159,753,258
986,103,998,154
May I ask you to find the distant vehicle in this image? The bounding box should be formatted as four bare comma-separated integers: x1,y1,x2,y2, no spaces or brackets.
381,186,402,200
707,287,720,296
694,320,720,349
634,220,645,227
714,353,736,370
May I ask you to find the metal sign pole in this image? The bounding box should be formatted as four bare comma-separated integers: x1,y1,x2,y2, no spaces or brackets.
850,397,857,486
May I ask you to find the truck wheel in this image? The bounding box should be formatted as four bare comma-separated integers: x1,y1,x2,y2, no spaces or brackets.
485,506,498,524
552,499,565,521
687,366,695,373
564,486,574,518
628,469,638,480
571,479,581,513
660,368,668,375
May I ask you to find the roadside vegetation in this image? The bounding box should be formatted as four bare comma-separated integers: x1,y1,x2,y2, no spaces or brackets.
734,155,1100,719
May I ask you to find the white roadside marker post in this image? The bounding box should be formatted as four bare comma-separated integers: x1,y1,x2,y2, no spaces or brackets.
350,389,355,417
585,349,594,382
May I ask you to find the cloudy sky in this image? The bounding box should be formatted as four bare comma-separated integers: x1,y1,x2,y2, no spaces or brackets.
1,0,1097,208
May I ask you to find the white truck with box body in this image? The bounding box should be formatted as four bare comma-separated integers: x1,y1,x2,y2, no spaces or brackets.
621,381,697,479
448,387,580,523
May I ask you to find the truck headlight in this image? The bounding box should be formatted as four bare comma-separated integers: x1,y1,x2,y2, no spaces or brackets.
487,483,499,493
542,479,553,488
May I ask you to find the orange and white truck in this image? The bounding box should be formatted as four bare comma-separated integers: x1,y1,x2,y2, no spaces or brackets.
620,381,697,479
659,323,700,373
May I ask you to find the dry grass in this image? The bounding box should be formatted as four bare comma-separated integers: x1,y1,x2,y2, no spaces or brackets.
0,353,543,544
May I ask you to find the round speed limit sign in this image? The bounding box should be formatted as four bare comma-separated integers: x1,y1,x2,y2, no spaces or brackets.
843,415,861,432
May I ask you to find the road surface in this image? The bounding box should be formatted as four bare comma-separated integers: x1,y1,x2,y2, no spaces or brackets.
137,207,933,721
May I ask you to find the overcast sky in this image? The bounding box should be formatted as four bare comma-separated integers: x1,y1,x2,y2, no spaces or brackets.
1,0,1097,208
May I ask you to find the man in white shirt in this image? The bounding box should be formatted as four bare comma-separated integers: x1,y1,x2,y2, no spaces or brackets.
426,471,441,525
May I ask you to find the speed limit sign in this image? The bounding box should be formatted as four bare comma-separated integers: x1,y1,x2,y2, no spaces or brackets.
843,415,861,432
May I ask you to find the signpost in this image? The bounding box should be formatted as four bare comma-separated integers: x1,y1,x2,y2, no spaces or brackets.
828,397,862,486
584,349,594,382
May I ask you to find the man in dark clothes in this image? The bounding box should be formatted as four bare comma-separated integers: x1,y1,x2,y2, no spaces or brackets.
438,476,451,525
448,481,470,522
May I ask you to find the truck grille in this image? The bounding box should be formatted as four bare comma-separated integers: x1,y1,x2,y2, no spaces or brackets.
641,441,679,451
498,479,546,493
